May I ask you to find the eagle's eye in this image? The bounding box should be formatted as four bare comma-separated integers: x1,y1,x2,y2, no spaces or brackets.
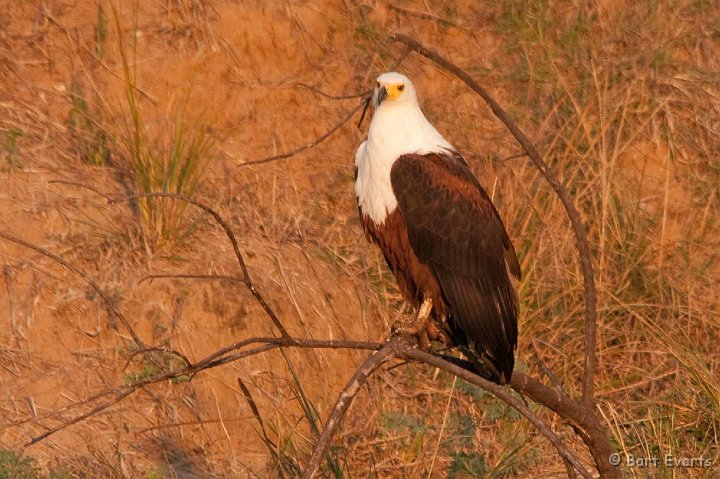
397,84,405,91
376,81,380,88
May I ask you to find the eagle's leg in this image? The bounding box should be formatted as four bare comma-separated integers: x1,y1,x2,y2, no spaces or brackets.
392,295,433,346
414,296,433,331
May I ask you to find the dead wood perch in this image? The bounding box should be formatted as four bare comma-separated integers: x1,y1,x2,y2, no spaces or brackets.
2,166,615,477
303,335,595,479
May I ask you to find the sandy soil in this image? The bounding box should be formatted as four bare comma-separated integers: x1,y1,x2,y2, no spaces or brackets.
1,1,718,478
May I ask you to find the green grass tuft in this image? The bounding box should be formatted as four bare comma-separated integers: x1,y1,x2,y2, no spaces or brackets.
1,127,24,171
0,451,71,479
112,0,213,251
68,80,110,166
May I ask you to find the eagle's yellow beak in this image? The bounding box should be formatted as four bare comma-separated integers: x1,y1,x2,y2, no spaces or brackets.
377,83,405,105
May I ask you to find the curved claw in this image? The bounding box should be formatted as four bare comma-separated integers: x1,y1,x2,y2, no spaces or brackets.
391,296,433,339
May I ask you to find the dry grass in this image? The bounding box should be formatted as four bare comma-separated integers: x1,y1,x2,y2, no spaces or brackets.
0,0,718,478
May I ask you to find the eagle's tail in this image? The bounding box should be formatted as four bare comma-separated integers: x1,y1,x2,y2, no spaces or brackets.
437,272,518,385
458,344,509,384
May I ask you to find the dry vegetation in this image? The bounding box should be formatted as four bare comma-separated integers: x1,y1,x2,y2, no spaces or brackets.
0,0,719,477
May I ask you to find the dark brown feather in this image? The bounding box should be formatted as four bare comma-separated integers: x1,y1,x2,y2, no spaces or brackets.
387,152,521,383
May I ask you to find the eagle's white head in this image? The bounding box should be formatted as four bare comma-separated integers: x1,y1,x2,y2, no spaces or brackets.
355,72,454,224
372,72,418,108
365,71,451,151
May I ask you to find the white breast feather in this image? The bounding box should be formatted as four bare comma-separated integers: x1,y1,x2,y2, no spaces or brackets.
355,98,454,225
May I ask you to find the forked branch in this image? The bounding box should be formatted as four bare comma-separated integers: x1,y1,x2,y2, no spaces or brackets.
111,192,291,338
303,336,594,479
238,47,409,168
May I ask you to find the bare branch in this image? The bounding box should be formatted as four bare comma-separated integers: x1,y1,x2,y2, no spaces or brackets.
110,192,291,338
402,347,595,479
4,205,614,475
389,32,599,407
20,335,383,446
26,389,135,446
294,82,371,100
2,253,611,477
138,273,242,284
511,371,618,479
302,337,403,478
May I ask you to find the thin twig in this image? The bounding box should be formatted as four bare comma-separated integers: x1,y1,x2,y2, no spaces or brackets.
239,46,410,168
389,32,599,407
387,3,464,30
0,231,145,348
2,383,127,431
294,82,371,100
27,388,135,446
138,273,242,284
239,104,363,168
194,337,380,372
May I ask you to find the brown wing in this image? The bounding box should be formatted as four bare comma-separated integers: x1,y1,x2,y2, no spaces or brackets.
390,152,521,382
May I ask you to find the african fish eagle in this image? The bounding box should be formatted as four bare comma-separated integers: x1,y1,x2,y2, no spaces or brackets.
354,72,522,384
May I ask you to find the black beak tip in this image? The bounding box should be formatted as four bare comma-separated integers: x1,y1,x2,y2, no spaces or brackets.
376,86,388,105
